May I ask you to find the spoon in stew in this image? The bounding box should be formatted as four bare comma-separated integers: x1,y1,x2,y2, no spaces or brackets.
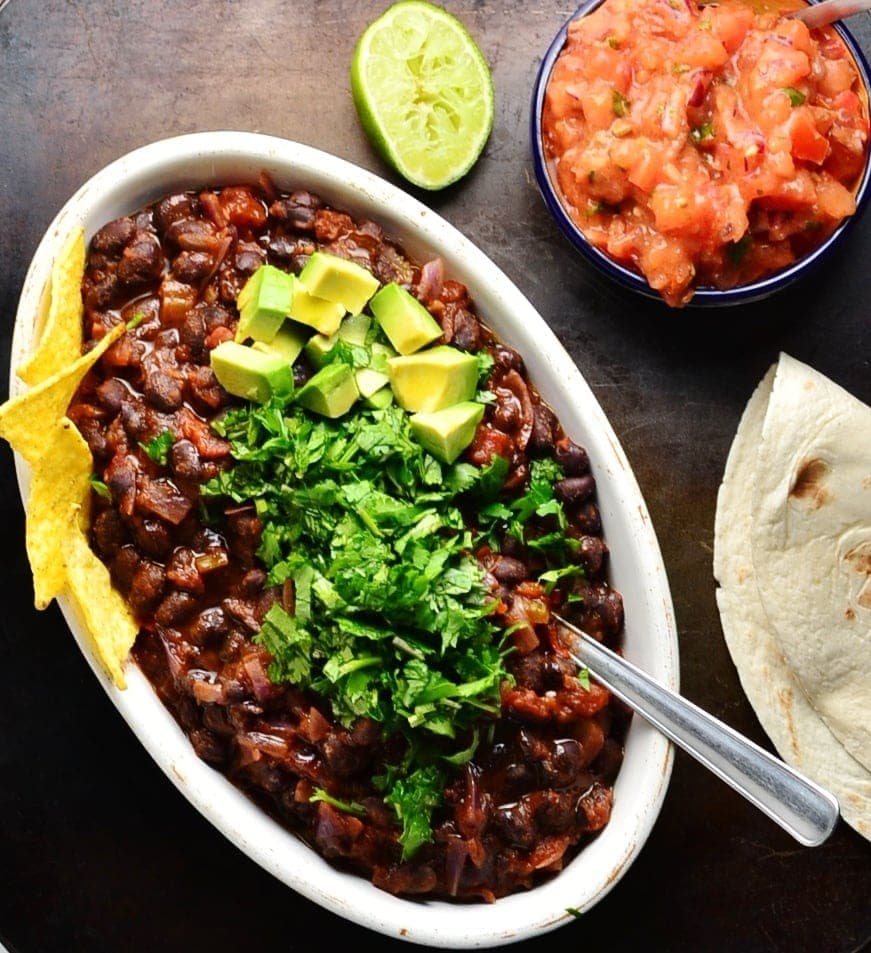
787,0,871,29
553,614,841,847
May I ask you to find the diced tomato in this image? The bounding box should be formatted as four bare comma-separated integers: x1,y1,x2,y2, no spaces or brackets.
709,3,753,54
788,109,831,165
218,186,267,230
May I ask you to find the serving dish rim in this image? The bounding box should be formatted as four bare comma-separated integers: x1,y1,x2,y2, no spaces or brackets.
8,130,679,948
530,0,871,309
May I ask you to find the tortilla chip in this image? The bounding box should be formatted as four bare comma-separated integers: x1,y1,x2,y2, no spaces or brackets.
25,417,94,610
63,506,138,690
0,321,125,466
714,355,871,841
16,228,87,386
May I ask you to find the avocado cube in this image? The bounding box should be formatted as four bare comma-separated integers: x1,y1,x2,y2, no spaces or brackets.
235,264,294,344
363,386,394,410
369,283,442,355
355,366,390,399
289,275,346,336
338,312,372,346
252,319,311,365
296,363,360,418
387,345,479,413
298,251,380,315
410,402,485,464
303,331,339,369
210,340,294,404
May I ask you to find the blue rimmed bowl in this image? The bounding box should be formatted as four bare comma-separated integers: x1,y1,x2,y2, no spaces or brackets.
530,0,871,308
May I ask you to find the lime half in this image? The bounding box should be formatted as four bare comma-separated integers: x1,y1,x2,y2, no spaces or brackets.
351,1,495,190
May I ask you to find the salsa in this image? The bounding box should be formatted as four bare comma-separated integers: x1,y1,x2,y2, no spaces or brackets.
66,180,629,901
541,0,870,306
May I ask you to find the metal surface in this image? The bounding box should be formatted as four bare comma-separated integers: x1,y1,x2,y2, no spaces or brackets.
554,615,840,848
0,2,869,952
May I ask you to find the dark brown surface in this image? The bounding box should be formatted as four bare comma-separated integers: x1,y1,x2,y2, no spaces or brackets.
1,2,869,951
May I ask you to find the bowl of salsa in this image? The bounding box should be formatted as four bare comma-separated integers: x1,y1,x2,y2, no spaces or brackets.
531,0,871,308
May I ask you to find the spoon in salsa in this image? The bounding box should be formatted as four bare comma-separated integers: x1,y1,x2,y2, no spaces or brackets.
787,0,871,29
554,614,841,848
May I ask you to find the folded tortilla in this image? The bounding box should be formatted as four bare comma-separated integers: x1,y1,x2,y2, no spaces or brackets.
714,355,871,840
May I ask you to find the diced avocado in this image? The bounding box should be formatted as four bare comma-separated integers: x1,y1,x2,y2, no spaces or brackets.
252,319,310,365
210,340,294,404
304,331,339,369
235,265,294,344
298,251,380,315
369,282,442,355
387,345,479,413
338,311,371,346
355,366,390,399
410,402,485,464
363,386,394,410
289,275,346,336
369,340,397,370
296,362,360,418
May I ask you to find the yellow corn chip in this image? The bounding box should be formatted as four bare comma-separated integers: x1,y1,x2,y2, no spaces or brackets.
63,506,138,690
25,417,94,610
17,228,87,386
0,321,124,466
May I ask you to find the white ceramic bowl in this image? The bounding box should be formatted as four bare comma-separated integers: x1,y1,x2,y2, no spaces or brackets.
9,131,679,948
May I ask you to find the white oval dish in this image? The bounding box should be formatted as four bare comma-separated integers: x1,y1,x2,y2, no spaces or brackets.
8,131,679,948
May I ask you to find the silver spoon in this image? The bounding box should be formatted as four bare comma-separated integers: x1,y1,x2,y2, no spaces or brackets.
554,614,840,847
787,0,871,29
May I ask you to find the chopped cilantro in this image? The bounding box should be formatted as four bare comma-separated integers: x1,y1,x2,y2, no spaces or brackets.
726,234,752,265
612,90,630,118
140,430,175,466
203,398,523,857
309,788,367,816
89,475,111,500
691,121,715,144
607,36,620,49
783,86,807,107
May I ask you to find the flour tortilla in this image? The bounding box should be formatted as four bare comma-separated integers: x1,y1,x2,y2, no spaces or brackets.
752,354,871,771
714,356,871,840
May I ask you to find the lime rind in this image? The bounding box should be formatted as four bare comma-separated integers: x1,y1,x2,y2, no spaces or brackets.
351,1,495,190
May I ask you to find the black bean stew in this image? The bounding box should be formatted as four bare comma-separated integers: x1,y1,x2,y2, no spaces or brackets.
67,179,629,902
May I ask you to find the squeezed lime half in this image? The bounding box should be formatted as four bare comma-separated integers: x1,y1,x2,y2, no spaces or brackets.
351,1,495,190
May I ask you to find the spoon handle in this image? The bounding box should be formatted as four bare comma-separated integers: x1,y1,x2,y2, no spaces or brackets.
554,615,840,847
787,0,871,29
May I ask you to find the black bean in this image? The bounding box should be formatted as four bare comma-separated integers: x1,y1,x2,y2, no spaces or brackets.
169,439,201,481
572,501,602,535
576,535,607,575
173,250,214,284
91,216,136,255
491,556,528,585
117,231,164,285
91,508,128,558
155,589,199,626
188,607,229,645
128,559,166,615
528,402,556,454
554,474,596,505
95,378,128,415
154,193,198,235
143,369,184,412
555,437,590,475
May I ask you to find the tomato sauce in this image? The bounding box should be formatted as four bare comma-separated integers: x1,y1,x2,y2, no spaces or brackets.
541,0,870,306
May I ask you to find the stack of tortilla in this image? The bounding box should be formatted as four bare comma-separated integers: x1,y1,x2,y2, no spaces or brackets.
714,353,870,840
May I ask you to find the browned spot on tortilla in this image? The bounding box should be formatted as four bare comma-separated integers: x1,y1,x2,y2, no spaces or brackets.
846,607,856,621
777,687,799,758
844,542,871,610
790,458,831,509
